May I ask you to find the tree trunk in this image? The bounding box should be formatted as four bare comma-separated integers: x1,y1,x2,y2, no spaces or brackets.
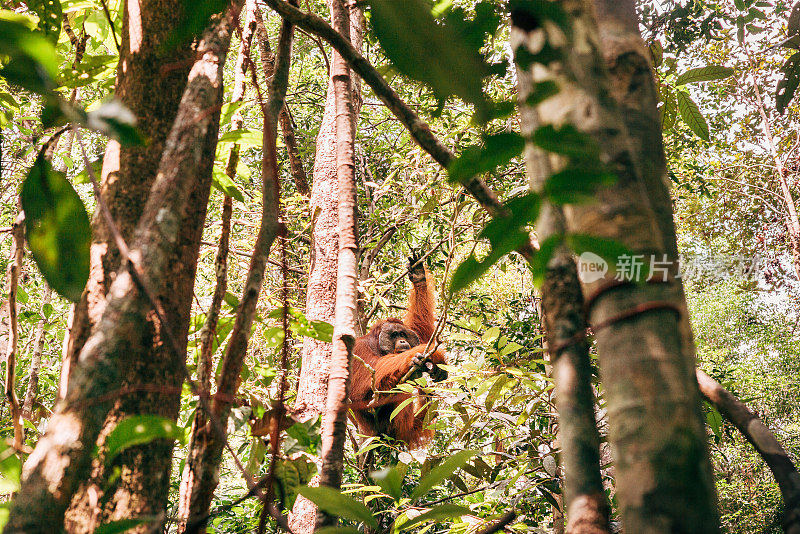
315,0,359,528
4,212,25,449
512,0,719,531
176,1,293,529
176,2,257,531
289,4,362,532
5,4,240,532
22,285,52,420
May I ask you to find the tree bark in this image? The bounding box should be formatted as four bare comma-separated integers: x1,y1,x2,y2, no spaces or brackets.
512,0,718,531
5,4,240,532
22,284,52,420
314,0,359,528
4,212,25,450
176,2,256,531
178,3,293,531
289,3,362,532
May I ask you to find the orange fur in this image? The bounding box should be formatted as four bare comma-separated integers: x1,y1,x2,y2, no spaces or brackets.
349,265,441,448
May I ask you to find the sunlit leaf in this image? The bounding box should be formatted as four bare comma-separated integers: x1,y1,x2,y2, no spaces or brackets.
371,465,404,501
0,444,21,494
396,504,472,531
411,450,477,500
212,166,245,202
21,155,90,302
0,13,58,94
104,415,185,464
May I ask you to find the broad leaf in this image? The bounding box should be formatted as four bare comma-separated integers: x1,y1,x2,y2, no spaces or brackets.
411,450,477,500
368,0,491,122
676,91,709,141
104,415,184,464
85,100,145,146
531,124,599,161
212,166,245,202
660,89,677,130
777,52,800,114
21,155,90,302
543,166,616,204
675,66,734,86
371,465,404,501
397,504,472,531
0,444,21,494
0,12,58,94
297,486,378,528
27,0,62,43
448,132,525,182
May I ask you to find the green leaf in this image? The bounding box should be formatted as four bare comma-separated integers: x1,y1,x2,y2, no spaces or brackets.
676,91,709,141
397,504,472,531
0,503,10,532
58,54,117,89
27,0,63,43
0,13,59,94
389,397,415,421
649,40,663,68
734,0,745,10
218,128,263,148
660,89,677,130
368,0,491,122
528,234,563,287
447,132,524,182
450,230,528,293
371,465,404,501
411,450,477,500
543,166,616,204
212,167,245,202
531,124,599,161
104,415,184,465
85,100,145,146
0,444,21,494
777,52,800,114
21,155,90,302
566,234,641,281
705,405,722,439
93,518,155,534
675,66,734,86
167,0,228,47
314,528,361,534
297,486,378,528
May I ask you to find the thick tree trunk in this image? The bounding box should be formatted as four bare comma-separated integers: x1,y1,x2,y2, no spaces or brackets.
5,5,240,532
315,0,359,528
289,4,362,532
512,0,718,531
60,0,194,531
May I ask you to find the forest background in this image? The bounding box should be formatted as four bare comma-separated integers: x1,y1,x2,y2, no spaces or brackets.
0,0,799,533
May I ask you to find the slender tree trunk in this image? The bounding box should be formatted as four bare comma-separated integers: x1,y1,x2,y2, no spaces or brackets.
22,285,51,420
512,1,718,531
5,5,240,532
289,4,362,533
178,4,294,531
4,212,25,449
315,0,359,528
256,11,310,197
176,2,256,530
